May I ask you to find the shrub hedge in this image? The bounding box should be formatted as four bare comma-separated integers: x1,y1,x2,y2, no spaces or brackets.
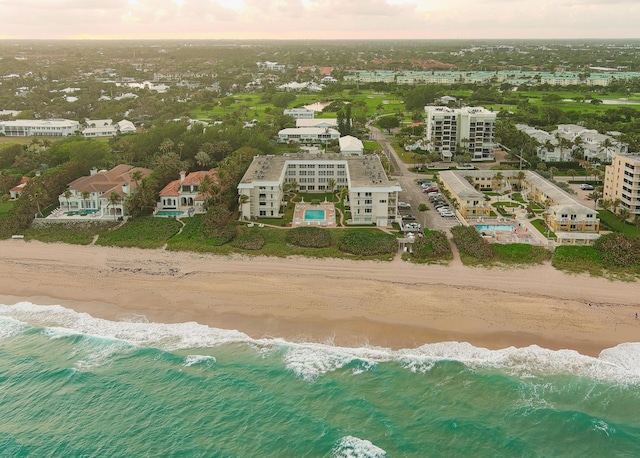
411,230,452,261
232,231,265,250
451,225,495,262
286,226,333,248
338,230,397,256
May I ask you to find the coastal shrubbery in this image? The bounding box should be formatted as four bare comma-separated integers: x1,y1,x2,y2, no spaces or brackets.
24,221,119,245
232,231,265,250
593,233,640,268
338,230,397,256
286,226,332,248
451,226,495,263
410,230,452,263
451,226,551,266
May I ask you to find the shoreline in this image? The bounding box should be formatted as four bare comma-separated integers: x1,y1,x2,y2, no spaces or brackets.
1,239,639,357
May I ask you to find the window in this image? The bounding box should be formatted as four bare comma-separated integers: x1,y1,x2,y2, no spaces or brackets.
379,199,387,203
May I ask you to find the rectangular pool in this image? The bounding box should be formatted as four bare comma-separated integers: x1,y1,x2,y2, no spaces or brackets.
304,209,326,221
475,224,516,232
156,210,184,217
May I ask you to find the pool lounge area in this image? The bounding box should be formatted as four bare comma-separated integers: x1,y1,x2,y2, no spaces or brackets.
293,202,336,227
472,218,538,244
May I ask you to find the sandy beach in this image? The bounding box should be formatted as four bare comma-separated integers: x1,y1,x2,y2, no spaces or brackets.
1,239,639,356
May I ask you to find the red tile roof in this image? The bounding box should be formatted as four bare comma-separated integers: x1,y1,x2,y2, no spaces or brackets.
67,165,152,197
158,170,219,197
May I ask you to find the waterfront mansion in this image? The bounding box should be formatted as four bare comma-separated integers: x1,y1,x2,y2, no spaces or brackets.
238,153,402,227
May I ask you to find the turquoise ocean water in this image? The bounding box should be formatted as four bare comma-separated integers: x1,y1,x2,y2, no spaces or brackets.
1,302,639,457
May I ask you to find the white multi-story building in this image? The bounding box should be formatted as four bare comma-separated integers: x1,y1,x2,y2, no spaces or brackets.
554,124,627,162
424,106,496,162
284,108,315,119
0,119,80,137
238,153,401,226
278,127,340,144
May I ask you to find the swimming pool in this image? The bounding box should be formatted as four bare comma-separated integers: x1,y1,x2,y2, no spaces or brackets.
475,224,516,232
304,209,326,221
156,210,184,217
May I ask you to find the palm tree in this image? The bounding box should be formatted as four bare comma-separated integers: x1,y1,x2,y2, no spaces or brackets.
327,178,337,197
64,190,72,211
566,169,576,183
549,166,559,181
130,170,143,188
492,172,504,192
108,192,122,220
195,151,211,169
618,208,631,223
238,194,250,219
587,190,602,210
612,198,622,214
599,199,612,213
337,186,349,213
516,171,526,191
81,190,91,211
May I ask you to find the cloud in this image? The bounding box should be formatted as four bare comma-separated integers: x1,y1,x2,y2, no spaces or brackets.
0,0,636,39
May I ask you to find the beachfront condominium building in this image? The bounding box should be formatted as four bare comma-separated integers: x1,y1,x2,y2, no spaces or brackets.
604,153,640,218
424,106,496,162
238,153,402,226
437,171,490,218
440,170,600,245
0,119,81,137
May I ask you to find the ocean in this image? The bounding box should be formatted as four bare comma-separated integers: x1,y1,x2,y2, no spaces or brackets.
1,302,639,457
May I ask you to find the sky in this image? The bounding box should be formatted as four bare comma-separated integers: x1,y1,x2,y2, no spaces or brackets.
0,0,638,40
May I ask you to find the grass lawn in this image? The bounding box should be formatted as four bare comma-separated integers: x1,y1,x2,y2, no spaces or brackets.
0,201,14,217
492,243,552,265
551,246,604,276
531,218,556,239
96,216,182,249
597,210,640,236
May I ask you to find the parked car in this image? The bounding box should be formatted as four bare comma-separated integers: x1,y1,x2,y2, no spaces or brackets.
397,202,411,210
402,215,416,221
422,188,439,193
580,184,594,190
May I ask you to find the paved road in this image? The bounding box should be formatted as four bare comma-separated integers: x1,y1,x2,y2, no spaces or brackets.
367,121,460,233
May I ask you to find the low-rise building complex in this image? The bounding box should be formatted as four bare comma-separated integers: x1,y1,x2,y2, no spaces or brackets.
238,153,401,226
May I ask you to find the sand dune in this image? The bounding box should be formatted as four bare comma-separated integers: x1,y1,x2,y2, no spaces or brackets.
1,239,639,356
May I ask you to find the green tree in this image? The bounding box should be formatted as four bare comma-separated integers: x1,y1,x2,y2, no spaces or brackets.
378,116,400,133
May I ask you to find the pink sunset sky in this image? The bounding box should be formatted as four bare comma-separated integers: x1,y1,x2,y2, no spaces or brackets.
0,0,638,40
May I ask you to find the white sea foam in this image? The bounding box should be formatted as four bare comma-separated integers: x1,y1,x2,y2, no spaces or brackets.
0,316,28,339
332,435,387,458
2,302,640,384
184,354,217,367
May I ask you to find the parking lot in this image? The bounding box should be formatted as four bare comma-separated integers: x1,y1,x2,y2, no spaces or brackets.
396,177,461,233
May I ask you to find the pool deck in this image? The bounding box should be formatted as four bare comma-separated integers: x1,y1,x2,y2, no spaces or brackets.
471,215,541,245
292,202,337,228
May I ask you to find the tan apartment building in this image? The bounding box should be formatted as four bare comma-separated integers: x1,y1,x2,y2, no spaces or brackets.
604,153,640,218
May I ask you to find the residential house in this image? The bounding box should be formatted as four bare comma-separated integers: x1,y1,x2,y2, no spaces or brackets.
156,170,219,216
58,165,151,217
9,176,29,200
